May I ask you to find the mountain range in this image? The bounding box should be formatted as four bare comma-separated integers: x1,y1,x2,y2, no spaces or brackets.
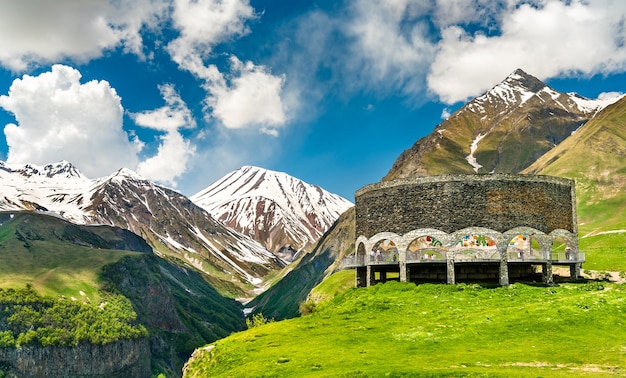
3,67,626,375
0,160,352,297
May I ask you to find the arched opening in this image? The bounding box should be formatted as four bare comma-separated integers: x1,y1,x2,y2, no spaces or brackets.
454,234,498,261
551,236,574,261
371,239,399,264
507,233,543,260
356,242,366,265
406,235,445,262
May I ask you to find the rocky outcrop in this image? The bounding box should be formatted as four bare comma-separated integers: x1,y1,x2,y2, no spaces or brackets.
0,338,150,378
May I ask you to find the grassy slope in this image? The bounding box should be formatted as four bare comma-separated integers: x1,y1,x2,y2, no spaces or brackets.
524,97,626,271
248,207,355,320
184,280,626,378
0,212,139,301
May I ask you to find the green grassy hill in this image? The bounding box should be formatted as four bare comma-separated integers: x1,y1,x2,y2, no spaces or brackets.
0,212,246,376
0,212,146,301
184,279,626,377
524,96,626,272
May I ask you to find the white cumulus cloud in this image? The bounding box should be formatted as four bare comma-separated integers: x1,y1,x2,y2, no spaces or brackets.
0,64,142,177
344,0,436,96
132,84,197,186
206,57,287,133
136,131,196,187
0,0,167,71
0,65,198,188
167,0,255,76
428,0,626,103
166,0,288,133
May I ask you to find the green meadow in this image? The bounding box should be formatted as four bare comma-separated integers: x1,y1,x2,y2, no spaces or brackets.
579,232,626,273
184,276,626,377
0,213,139,301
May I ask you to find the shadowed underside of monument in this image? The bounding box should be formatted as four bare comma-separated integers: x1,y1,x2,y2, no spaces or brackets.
343,174,584,286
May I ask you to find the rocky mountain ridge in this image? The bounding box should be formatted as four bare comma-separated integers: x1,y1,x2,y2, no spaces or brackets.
191,166,353,262
385,69,623,180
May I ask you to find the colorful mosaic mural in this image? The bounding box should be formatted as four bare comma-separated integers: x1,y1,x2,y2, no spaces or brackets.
509,233,530,249
408,235,443,250
457,234,496,248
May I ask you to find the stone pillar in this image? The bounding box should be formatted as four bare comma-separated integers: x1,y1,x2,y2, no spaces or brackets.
570,263,581,280
542,261,553,285
446,258,455,284
366,265,374,287
499,247,509,286
399,261,407,282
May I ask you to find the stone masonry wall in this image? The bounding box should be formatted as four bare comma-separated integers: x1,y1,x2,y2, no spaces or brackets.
355,174,575,239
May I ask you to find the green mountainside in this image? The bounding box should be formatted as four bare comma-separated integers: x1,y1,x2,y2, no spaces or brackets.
384,69,595,180
0,212,147,300
184,280,626,377
248,207,355,320
524,96,626,233
0,212,246,377
523,96,626,272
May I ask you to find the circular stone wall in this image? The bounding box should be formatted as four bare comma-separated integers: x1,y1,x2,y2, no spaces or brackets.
355,174,576,239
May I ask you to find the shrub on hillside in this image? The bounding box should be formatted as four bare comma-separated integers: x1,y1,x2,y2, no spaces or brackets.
298,300,317,315
0,286,148,347
245,313,273,329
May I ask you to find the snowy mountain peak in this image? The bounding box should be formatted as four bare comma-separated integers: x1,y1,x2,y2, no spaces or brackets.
191,166,353,260
0,160,84,180
470,68,546,111
466,68,622,118
42,161,84,179
108,167,148,185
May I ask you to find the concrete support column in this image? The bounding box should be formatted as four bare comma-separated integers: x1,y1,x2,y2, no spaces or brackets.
399,261,407,282
542,261,553,285
570,263,581,280
446,258,455,284
499,247,509,286
366,265,374,287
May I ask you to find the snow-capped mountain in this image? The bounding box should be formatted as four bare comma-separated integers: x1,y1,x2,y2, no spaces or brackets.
385,68,624,180
0,161,284,293
467,68,622,119
190,166,354,262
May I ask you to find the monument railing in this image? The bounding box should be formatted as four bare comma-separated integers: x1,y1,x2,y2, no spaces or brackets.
340,251,585,268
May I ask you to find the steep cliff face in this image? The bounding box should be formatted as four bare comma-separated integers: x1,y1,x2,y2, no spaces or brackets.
0,338,151,378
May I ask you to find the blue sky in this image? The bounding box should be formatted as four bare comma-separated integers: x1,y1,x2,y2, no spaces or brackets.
1,0,626,201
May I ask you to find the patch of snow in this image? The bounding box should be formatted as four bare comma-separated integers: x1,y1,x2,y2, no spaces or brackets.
568,92,624,115
466,133,487,173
